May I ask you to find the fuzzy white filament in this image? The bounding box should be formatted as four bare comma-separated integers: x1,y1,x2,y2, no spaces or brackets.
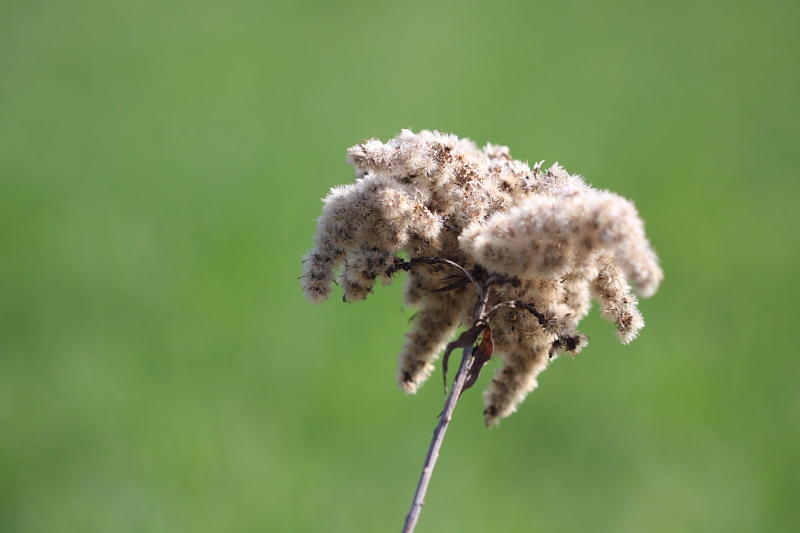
302,130,662,426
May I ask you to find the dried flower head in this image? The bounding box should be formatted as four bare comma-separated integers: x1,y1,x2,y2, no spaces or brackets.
302,130,662,426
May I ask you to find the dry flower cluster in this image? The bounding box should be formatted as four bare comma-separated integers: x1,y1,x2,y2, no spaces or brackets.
302,130,662,427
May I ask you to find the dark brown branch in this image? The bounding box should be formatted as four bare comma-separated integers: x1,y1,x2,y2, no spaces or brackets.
401,264,494,533
389,256,481,292
401,262,578,532
401,339,476,533
490,299,550,329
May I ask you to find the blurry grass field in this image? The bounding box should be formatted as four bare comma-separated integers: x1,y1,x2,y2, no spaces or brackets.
1,1,799,531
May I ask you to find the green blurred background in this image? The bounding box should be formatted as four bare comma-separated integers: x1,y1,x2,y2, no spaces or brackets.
1,1,798,531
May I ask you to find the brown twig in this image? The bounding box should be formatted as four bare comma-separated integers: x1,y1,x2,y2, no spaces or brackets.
401,338,475,533
401,272,494,533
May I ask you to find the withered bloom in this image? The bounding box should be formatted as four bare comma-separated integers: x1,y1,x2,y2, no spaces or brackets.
302,130,662,426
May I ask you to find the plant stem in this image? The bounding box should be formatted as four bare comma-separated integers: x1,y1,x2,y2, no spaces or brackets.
400,267,497,533
401,341,475,533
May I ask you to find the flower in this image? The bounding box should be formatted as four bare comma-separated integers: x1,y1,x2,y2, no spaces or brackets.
302,130,662,426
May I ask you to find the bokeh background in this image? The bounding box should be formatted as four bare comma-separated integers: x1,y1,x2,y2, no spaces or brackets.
2,1,798,531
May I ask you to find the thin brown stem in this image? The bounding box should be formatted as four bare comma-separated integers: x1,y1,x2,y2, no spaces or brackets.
401,341,475,533
390,256,481,293
401,274,493,533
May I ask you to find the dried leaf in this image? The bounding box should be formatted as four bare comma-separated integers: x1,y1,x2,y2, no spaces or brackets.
461,326,494,397
441,324,485,395
431,275,471,293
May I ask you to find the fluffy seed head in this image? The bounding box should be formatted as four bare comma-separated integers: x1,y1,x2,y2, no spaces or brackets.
302,130,662,425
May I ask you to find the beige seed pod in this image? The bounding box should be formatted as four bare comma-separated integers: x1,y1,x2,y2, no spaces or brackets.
302,130,661,424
